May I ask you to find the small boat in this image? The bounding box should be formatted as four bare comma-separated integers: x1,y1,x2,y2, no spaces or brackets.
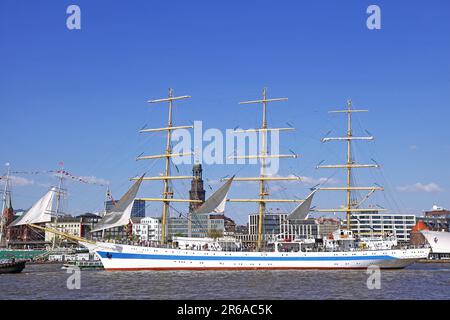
0,259,26,274
62,260,104,270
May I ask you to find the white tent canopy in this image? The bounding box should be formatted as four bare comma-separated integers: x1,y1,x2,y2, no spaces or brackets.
9,187,57,227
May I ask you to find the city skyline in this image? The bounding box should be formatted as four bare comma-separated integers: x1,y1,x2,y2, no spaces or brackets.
1,0,449,224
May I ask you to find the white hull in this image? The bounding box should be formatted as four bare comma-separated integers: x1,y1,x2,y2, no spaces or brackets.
82,242,429,271
421,230,450,254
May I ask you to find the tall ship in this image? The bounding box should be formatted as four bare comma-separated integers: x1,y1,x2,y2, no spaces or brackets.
14,89,429,270
0,163,86,261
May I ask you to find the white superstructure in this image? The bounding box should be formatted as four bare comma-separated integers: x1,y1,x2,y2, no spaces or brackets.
420,230,450,254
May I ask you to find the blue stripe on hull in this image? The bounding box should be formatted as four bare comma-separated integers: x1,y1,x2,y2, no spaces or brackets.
97,251,395,261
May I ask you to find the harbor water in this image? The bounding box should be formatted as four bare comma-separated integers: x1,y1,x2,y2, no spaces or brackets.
1,263,449,300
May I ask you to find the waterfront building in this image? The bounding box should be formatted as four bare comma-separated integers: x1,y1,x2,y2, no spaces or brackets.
6,225,45,247
315,217,341,238
168,216,189,237
132,217,161,241
246,213,340,244
419,215,450,233
131,199,146,218
248,213,293,241
44,213,140,242
208,214,226,236
189,213,209,237
422,205,450,231
349,212,416,242
223,215,236,235
235,224,248,235
424,205,450,218
76,213,102,239
1,192,15,241
2,194,46,247
45,216,82,242
168,213,226,238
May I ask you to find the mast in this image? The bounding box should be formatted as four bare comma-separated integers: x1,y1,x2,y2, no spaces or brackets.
134,88,200,245
227,88,303,250
52,164,65,249
316,99,385,230
101,185,112,239
0,163,11,245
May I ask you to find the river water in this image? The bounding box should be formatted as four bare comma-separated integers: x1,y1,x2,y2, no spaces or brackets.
1,263,449,300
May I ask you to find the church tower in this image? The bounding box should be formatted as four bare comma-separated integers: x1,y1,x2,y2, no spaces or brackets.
189,163,206,212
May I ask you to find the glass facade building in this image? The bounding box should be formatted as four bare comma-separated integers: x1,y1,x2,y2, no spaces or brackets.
350,213,416,242
105,199,146,217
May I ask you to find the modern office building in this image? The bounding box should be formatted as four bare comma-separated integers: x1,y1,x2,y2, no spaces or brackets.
188,213,209,237
131,199,146,218
245,211,416,245
208,214,226,235
105,199,146,217
168,213,226,238
349,213,416,242
245,213,340,245
168,216,189,237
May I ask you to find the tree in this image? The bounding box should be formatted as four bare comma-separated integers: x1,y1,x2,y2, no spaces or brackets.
207,229,223,240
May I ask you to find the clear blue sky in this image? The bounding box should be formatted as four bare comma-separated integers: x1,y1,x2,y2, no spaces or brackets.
1,0,449,224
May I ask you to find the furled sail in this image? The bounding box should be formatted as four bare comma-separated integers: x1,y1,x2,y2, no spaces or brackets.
9,187,58,227
287,190,316,221
91,175,145,232
194,176,234,214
